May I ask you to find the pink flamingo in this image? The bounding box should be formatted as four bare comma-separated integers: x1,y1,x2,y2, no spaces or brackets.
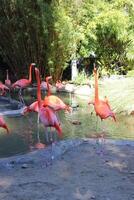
56,80,65,91
12,63,35,103
35,68,62,138
5,70,11,87
0,116,9,133
89,67,116,121
41,77,52,92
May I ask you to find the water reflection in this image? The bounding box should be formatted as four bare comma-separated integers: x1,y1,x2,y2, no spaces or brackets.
0,90,134,157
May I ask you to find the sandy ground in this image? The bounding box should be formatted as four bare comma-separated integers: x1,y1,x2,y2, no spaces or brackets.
0,139,134,200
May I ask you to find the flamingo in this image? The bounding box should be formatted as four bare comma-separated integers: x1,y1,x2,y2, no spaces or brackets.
5,69,11,87
35,67,62,138
56,80,65,92
41,77,52,92
89,67,116,121
43,76,71,112
0,82,9,96
12,63,35,103
0,116,9,133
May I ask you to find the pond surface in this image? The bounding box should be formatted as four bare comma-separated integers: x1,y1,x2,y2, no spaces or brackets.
0,89,134,158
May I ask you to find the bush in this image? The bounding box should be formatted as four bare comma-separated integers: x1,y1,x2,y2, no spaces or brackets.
71,70,91,85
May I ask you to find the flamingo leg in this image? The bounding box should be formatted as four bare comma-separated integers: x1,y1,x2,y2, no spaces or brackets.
45,128,49,144
37,113,40,143
19,88,25,105
49,127,53,143
8,89,12,102
95,116,99,133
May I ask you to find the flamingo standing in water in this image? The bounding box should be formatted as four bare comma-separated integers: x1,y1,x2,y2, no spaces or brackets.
89,67,116,121
35,68,62,146
88,67,116,154
0,116,9,133
12,63,35,104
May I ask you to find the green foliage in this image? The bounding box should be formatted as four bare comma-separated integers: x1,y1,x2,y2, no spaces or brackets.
72,70,89,85
0,0,133,80
0,0,44,78
78,0,134,74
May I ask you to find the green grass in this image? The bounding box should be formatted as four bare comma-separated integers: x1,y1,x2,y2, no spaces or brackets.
95,77,134,114
70,72,134,114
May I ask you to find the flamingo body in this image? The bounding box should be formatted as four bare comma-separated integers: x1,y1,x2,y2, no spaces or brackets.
5,80,11,87
12,63,35,89
43,95,71,112
94,99,116,120
39,106,62,137
12,79,31,89
5,70,11,87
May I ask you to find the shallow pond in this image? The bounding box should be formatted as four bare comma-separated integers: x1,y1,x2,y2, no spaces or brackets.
0,90,134,158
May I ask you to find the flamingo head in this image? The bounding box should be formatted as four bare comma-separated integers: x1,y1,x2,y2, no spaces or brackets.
88,100,94,105
65,105,73,113
22,106,31,115
93,67,97,74
11,83,18,89
111,113,116,122
46,76,52,82
31,63,36,66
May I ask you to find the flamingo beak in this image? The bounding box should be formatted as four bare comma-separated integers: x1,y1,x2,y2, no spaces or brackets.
22,106,29,115
3,125,10,134
113,115,116,122
31,63,36,66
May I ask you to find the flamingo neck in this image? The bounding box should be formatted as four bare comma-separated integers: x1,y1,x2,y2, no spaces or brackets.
94,69,99,102
46,78,51,96
6,70,9,80
35,68,42,108
28,64,33,83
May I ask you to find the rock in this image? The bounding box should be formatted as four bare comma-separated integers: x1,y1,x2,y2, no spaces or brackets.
129,171,134,174
21,163,28,169
71,120,81,125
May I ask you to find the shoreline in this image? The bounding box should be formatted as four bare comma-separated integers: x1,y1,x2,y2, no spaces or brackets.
0,137,134,163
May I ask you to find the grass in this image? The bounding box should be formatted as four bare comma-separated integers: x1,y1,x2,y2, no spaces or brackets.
95,77,134,114
68,70,134,114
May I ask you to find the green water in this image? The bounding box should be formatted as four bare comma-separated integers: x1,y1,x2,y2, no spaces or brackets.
0,91,134,158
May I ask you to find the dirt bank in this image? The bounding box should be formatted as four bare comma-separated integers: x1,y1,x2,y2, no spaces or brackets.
0,139,134,200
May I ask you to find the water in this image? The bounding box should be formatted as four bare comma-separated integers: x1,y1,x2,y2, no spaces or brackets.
0,90,134,158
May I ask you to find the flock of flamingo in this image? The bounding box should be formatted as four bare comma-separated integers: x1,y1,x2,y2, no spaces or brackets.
0,63,116,149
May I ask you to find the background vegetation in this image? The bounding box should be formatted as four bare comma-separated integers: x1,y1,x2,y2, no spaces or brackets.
0,0,134,81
